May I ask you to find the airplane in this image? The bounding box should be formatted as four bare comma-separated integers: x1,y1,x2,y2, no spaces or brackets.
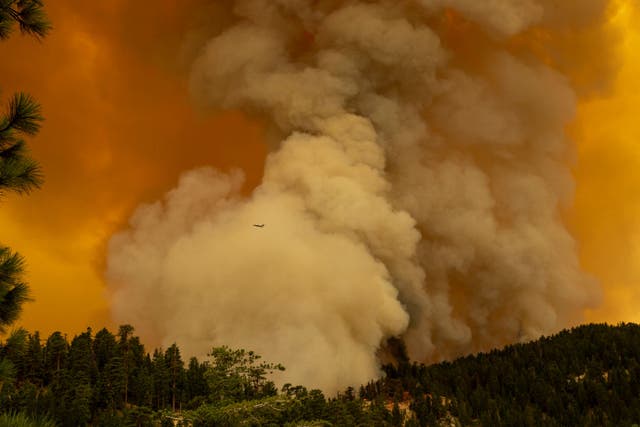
253,224,265,228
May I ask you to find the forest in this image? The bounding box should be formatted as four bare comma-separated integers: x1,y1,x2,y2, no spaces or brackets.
2,2,640,426
1,322,639,426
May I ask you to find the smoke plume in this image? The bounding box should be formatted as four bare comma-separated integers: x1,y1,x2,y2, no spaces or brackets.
107,0,610,392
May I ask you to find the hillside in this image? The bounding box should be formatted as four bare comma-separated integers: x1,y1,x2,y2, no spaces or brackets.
0,323,639,426
377,322,640,426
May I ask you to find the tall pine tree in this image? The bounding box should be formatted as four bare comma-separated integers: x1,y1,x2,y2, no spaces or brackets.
0,0,50,333
165,343,184,412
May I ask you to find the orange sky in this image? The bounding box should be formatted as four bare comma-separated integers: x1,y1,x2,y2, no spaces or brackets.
0,1,266,335
570,1,640,324
0,1,638,337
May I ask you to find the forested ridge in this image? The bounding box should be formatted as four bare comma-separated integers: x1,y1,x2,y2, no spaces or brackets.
381,322,640,426
0,322,639,426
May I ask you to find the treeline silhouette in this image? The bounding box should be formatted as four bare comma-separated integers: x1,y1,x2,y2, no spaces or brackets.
377,322,640,426
0,325,398,426
0,323,639,426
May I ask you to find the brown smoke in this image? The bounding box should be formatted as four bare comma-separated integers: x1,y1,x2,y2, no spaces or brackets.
107,0,617,392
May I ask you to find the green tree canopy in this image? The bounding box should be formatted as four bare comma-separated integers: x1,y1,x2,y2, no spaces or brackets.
0,248,29,332
206,346,284,404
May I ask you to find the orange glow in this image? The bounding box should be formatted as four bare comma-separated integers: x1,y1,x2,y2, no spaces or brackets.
0,1,266,336
570,1,640,324
1,0,639,340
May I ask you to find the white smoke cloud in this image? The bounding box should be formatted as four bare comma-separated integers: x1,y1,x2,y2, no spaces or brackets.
107,0,605,392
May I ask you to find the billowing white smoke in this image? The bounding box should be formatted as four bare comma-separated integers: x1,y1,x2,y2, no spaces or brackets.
107,0,605,392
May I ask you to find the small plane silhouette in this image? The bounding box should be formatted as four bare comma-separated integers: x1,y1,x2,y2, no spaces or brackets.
253,224,265,228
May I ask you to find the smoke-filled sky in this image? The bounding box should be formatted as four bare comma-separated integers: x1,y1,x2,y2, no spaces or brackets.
0,0,268,332
1,0,640,392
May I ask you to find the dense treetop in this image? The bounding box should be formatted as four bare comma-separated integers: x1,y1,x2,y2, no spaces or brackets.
1,322,639,426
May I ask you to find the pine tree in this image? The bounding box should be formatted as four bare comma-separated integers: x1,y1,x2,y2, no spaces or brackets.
184,357,209,408
61,330,96,424
0,355,15,401
23,331,43,385
92,328,119,410
0,247,30,332
117,324,134,405
151,348,169,410
65,383,92,426
0,0,51,40
0,93,43,333
0,0,50,334
129,354,153,408
165,343,184,412
93,328,117,370
0,328,26,405
43,331,67,385
67,329,96,384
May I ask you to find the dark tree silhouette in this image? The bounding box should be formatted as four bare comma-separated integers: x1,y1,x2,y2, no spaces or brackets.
0,0,50,334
